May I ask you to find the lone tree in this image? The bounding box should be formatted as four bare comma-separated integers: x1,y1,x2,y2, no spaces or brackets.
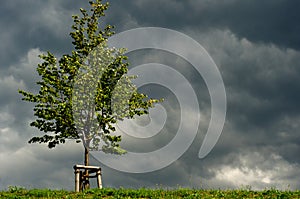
19,0,159,188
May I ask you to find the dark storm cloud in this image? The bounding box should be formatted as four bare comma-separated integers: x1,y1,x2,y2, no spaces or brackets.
0,0,87,68
107,0,300,50
170,29,300,189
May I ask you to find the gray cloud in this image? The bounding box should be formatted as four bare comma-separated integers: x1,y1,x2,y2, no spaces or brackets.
107,0,300,50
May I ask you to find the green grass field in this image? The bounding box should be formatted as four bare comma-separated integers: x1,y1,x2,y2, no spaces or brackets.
1,186,300,198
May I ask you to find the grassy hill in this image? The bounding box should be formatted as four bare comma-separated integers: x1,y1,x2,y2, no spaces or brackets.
1,187,300,198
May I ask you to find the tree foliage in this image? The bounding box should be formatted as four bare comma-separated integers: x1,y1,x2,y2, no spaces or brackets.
19,0,159,154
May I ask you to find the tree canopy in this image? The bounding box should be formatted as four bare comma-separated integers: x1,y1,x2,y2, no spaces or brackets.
19,0,159,156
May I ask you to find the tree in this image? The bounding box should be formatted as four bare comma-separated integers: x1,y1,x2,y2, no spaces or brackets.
19,0,159,188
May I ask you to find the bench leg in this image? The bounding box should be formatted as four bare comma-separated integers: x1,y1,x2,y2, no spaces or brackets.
74,169,80,192
97,170,102,189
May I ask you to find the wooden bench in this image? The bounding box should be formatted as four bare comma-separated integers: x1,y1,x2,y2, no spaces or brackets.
73,164,102,192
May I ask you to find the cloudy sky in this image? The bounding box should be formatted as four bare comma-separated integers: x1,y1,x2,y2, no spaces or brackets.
1,0,300,191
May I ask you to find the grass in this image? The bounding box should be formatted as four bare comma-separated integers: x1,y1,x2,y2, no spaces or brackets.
1,186,300,198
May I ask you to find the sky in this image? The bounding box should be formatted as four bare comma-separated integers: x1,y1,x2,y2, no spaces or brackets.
1,0,300,191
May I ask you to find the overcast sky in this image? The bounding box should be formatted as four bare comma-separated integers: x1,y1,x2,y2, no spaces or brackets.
1,0,300,191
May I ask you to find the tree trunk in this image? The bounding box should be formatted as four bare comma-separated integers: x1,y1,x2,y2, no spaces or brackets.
84,146,89,166
84,146,90,189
